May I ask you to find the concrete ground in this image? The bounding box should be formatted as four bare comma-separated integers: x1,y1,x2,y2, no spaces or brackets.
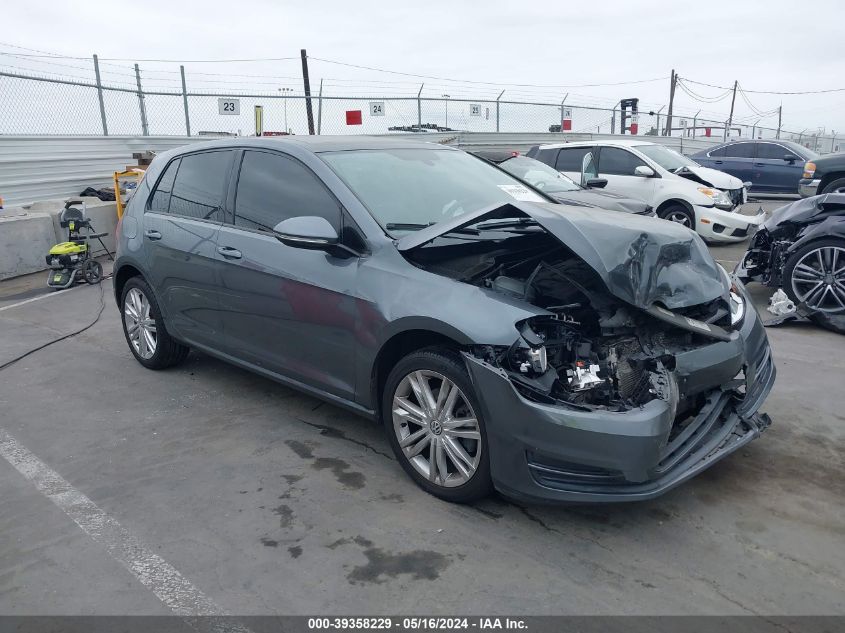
0,198,843,616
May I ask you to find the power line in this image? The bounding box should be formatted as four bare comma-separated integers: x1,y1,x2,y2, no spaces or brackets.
309,57,668,89
684,77,845,95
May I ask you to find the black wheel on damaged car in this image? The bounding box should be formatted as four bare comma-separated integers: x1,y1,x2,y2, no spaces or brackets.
382,348,493,502
121,277,190,369
783,238,845,334
658,204,695,229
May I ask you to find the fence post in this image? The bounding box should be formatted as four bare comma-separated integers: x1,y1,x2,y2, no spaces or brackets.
316,79,323,135
495,90,504,132
134,64,149,136
417,83,424,129
92,54,108,136
692,110,700,139
832,133,837,153
611,108,616,134
180,65,191,137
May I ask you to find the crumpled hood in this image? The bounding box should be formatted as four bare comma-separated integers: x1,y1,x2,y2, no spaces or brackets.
764,192,845,230
396,201,729,310
550,189,651,215
679,165,744,190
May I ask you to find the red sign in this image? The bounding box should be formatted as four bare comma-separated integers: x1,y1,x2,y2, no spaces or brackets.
562,119,572,131
346,110,363,125
705,127,712,137
630,123,639,135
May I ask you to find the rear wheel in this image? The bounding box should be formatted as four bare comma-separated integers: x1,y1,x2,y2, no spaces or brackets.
659,204,695,229
382,348,492,503
820,177,845,194
783,238,845,334
121,277,189,369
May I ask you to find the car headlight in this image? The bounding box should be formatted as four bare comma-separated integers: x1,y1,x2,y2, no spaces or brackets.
802,161,816,179
510,320,549,374
698,187,732,208
729,285,745,326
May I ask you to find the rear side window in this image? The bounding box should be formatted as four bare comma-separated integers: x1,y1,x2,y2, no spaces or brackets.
168,151,232,222
148,158,180,213
723,143,756,158
757,143,798,160
234,150,340,233
598,147,647,176
708,146,726,158
555,147,594,171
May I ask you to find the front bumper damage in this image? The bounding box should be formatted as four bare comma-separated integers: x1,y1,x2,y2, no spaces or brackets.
463,308,775,503
696,205,765,243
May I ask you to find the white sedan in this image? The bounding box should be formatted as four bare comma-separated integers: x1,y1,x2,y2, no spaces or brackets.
527,140,764,243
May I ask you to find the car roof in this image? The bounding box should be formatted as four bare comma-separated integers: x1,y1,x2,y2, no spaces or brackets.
167,135,453,155
536,139,659,150
469,150,521,163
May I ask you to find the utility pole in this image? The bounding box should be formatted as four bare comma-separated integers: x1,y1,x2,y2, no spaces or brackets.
725,80,738,141
776,105,782,139
93,54,108,136
664,69,676,136
300,49,315,135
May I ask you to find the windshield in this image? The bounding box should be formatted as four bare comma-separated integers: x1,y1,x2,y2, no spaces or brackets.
634,144,700,172
321,148,547,234
497,156,581,193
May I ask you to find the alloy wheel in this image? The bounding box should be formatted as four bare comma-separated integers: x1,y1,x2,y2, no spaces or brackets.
790,246,845,313
124,287,158,359
391,370,482,488
666,210,692,227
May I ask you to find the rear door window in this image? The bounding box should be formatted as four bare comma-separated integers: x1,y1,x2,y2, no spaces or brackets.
148,158,180,214
708,146,726,158
234,150,341,233
723,143,756,159
168,151,233,222
555,147,594,171
598,147,648,176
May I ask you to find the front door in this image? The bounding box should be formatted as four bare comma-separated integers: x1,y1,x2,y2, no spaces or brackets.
752,142,804,193
595,146,656,203
719,142,757,186
142,150,234,348
214,149,359,400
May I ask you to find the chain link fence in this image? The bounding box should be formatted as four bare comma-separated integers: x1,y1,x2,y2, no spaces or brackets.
0,70,839,153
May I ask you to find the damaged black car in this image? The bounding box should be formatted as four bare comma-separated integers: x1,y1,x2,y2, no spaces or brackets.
115,137,776,504
736,193,845,334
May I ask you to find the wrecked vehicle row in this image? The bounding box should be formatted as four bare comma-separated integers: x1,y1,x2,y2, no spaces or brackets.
113,137,776,504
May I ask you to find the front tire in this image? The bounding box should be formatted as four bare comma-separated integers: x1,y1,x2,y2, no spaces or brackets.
820,177,845,194
382,348,492,503
783,238,845,334
121,277,189,369
659,204,695,229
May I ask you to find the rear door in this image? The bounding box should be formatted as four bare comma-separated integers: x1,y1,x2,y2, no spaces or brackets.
214,149,360,400
719,142,756,185
753,142,804,193
143,150,234,348
594,146,656,203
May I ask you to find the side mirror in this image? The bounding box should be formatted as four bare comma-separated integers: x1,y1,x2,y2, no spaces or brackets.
586,178,608,189
634,165,655,178
273,216,339,251
784,154,797,162
580,151,598,186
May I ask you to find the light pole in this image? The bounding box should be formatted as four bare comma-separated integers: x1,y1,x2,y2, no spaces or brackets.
442,94,450,128
278,87,293,133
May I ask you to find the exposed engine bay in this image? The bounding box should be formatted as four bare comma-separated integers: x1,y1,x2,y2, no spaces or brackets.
405,228,743,414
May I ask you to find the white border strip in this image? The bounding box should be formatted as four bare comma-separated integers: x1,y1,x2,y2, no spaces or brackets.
0,427,250,630
0,288,73,312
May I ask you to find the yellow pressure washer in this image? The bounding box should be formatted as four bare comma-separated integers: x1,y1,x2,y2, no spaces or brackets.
45,201,113,289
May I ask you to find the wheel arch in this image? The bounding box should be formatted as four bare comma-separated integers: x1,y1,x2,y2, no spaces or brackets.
113,263,143,305
370,328,467,419
656,198,695,216
818,171,845,194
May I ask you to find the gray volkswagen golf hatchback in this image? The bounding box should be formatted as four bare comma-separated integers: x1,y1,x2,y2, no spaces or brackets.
114,136,775,504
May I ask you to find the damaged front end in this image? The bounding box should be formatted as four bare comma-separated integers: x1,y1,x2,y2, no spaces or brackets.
400,202,775,501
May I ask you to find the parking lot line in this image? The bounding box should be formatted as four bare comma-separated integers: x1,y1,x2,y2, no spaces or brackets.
0,427,251,630
0,287,73,312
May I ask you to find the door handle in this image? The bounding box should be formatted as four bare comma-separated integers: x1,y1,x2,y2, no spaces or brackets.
217,246,243,260
144,229,162,241
714,160,723,165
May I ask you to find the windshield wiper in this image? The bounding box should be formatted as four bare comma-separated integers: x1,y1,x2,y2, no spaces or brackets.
386,221,480,235
473,217,539,231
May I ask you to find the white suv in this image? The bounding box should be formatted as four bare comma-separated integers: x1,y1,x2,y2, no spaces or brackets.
527,140,764,243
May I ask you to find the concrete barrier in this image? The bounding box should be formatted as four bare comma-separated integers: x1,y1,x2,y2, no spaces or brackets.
0,210,57,280
0,198,118,280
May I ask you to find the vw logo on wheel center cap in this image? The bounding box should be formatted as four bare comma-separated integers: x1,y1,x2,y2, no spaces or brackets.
429,419,443,435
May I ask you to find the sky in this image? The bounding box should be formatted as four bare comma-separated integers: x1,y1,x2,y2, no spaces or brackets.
2,0,844,136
